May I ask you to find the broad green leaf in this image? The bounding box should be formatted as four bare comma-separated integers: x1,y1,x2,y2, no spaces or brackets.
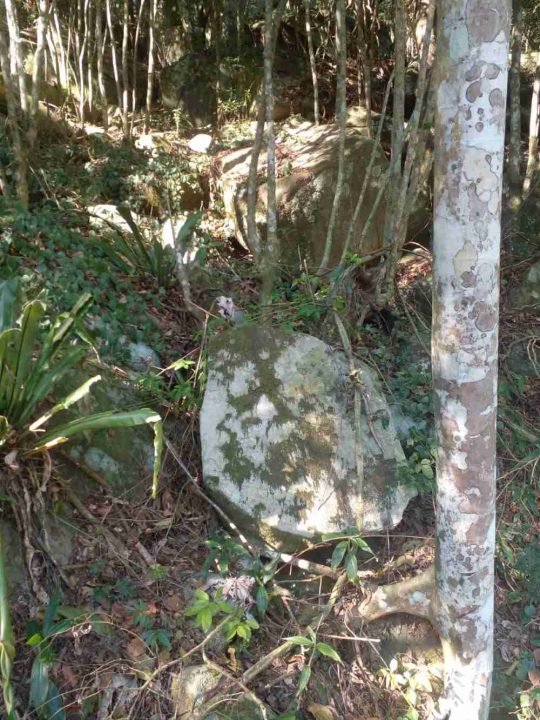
43,682,66,720
255,585,269,615
286,635,313,647
0,278,22,332
27,633,44,647
236,623,251,640
331,541,348,569
315,642,342,663
29,375,102,432
30,657,49,709
352,537,373,555
32,409,163,498
6,300,45,416
296,665,311,695
194,588,210,603
345,552,358,580
198,606,213,633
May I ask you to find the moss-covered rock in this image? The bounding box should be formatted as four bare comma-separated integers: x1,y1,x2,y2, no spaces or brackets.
200,325,415,552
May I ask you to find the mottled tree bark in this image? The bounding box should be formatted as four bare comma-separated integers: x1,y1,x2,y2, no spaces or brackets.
304,0,319,125
360,2,511,718
523,52,540,197
507,0,523,191
431,4,510,717
318,0,347,273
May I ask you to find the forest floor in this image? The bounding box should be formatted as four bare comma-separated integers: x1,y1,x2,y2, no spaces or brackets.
1,113,539,720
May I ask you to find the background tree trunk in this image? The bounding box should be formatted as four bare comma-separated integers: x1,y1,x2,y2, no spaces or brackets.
28,0,51,148
318,0,347,273
145,0,156,131
432,0,510,716
508,0,523,191
3,0,27,114
304,0,319,125
523,52,540,197
121,0,130,138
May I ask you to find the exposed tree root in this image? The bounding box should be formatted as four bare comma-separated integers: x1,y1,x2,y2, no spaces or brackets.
357,565,436,624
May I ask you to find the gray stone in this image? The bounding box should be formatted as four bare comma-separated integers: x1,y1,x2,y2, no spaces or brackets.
200,325,415,551
171,665,264,720
508,261,540,311
127,341,161,373
188,133,213,154
88,204,140,234
219,122,388,270
161,216,201,269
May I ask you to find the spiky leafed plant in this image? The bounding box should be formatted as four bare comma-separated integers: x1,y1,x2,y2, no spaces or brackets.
0,279,163,717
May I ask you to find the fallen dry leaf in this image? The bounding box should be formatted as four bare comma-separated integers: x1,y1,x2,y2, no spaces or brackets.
307,703,339,720
126,636,146,660
534,648,540,666
61,664,78,687
528,669,540,687
164,595,182,612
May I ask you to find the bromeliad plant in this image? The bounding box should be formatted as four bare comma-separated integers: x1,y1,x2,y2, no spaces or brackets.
0,279,163,718
0,283,163,487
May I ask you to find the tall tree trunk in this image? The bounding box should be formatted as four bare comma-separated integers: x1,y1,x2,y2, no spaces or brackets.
507,0,523,190
383,0,406,252
523,52,540,197
28,0,51,148
432,1,510,716
3,0,27,114
359,2,511,718
0,3,28,205
259,0,285,308
130,0,147,136
356,0,373,136
121,0,130,138
318,0,347,273
145,0,156,131
304,0,319,125
95,0,108,129
246,0,287,261
86,0,95,115
106,0,123,109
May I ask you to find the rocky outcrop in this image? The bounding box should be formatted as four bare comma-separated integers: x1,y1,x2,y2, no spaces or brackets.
200,325,415,552
218,122,388,270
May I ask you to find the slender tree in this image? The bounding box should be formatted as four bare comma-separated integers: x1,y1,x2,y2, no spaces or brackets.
304,0,319,125
145,0,156,130
106,0,123,109
356,0,373,136
95,0,109,129
318,0,347,273
523,52,540,197
508,0,523,190
28,0,51,147
121,0,130,138
360,2,511,718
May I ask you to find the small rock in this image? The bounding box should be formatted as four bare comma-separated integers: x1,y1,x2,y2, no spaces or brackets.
508,261,540,311
88,204,139,234
171,665,264,720
188,133,213,154
127,342,161,373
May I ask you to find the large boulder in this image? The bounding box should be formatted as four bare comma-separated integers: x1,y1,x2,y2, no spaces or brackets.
218,122,388,270
200,325,415,552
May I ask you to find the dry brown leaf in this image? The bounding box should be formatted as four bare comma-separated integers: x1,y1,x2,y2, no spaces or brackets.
534,648,540,666
61,664,78,687
126,636,146,660
307,703,339,720
164,595,182,612
528,669,540,687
